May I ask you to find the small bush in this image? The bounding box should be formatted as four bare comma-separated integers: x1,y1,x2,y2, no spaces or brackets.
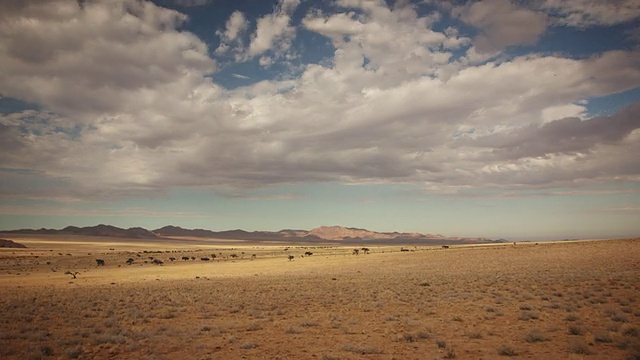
565,314,579,322
467,331,483,339
300,320,319,327
285,326,301,334
342,344,383,355
240,342,257,349
401,333,417,343
518,312,539,320
321,355,340,360
569,339,592,355
436,339,447,349
66,348,82,359
623,326,639,337
498,345,518,356
40,345,54,356
568,325,586,335
444,347,456,359
594,331,613,343
613,314,630,323
524,329,546,342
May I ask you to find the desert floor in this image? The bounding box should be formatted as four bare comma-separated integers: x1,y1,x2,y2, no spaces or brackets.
0,236,639,359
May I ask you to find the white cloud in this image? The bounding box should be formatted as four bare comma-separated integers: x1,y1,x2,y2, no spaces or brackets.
216,0,300,64
223,11,249,41
541,0,640,27
453,0,547,53
541,103,587,123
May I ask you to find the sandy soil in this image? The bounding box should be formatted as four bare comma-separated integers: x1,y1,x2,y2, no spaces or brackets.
0,236,639,359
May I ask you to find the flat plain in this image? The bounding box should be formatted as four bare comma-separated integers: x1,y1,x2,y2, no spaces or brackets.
0,235,639,359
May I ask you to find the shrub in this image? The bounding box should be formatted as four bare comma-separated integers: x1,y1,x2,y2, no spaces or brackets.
240,342,257,349
594,331,613,343
518,312,539,320
498,345,518,356
568,339,592,355
613,314,630,323
568,325,585,335
342,344,383,355
565,314,579,322
444,347,456,359
524,329,546,342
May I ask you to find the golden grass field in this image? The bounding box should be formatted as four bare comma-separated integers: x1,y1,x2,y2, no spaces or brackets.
0,235,639,359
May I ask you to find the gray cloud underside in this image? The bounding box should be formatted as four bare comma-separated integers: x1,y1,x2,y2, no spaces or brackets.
1,0,640,200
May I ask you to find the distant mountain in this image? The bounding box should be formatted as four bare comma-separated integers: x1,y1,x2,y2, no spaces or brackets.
3,224,157,239
2,224,492,243
152,226,322,241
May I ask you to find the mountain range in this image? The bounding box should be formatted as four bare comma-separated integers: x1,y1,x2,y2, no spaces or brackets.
1,224,501,244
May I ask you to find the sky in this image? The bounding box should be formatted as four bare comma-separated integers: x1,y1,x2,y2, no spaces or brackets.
0,0,639,240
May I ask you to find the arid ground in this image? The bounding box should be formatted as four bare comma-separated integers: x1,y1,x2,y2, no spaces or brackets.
0,236,639,359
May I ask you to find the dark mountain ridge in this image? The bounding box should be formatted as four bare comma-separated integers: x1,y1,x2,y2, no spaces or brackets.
2,224,497,243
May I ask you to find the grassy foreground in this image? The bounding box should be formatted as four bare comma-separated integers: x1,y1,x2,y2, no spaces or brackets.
1,237,639,359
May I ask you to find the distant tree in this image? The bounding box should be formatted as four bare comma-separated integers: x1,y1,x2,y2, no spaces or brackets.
95,259,105,266
126,258,135,265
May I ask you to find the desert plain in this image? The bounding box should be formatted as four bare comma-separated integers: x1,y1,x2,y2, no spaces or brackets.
0,235,639,360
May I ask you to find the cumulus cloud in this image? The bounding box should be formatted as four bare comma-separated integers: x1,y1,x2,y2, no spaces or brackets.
541,0,640,27
1,0,639,201
215,10,249,59
453,0,547,53
216,0,300,65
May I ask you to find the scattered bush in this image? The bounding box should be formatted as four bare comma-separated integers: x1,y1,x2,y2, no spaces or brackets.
594,331,613,343
568,325,586,335
568,339,592,355
342,344,383,355
240,342,257,349
498,345,518,356
518,312,539,320
524,329,546,342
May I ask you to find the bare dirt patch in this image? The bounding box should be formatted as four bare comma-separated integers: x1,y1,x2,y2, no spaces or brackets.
1,238,639,359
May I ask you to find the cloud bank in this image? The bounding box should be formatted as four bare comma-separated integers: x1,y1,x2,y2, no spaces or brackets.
1,0,639,201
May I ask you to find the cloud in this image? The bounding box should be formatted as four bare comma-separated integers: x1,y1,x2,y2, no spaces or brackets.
541,0,640,27
453,0,547,53
457,102,640,161
0,0,216,118
216,0,300,64
215,10,249,59
1,0,640,201
247,0,299,59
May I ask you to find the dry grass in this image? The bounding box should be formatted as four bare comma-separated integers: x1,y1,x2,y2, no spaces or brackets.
0,236,639,359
